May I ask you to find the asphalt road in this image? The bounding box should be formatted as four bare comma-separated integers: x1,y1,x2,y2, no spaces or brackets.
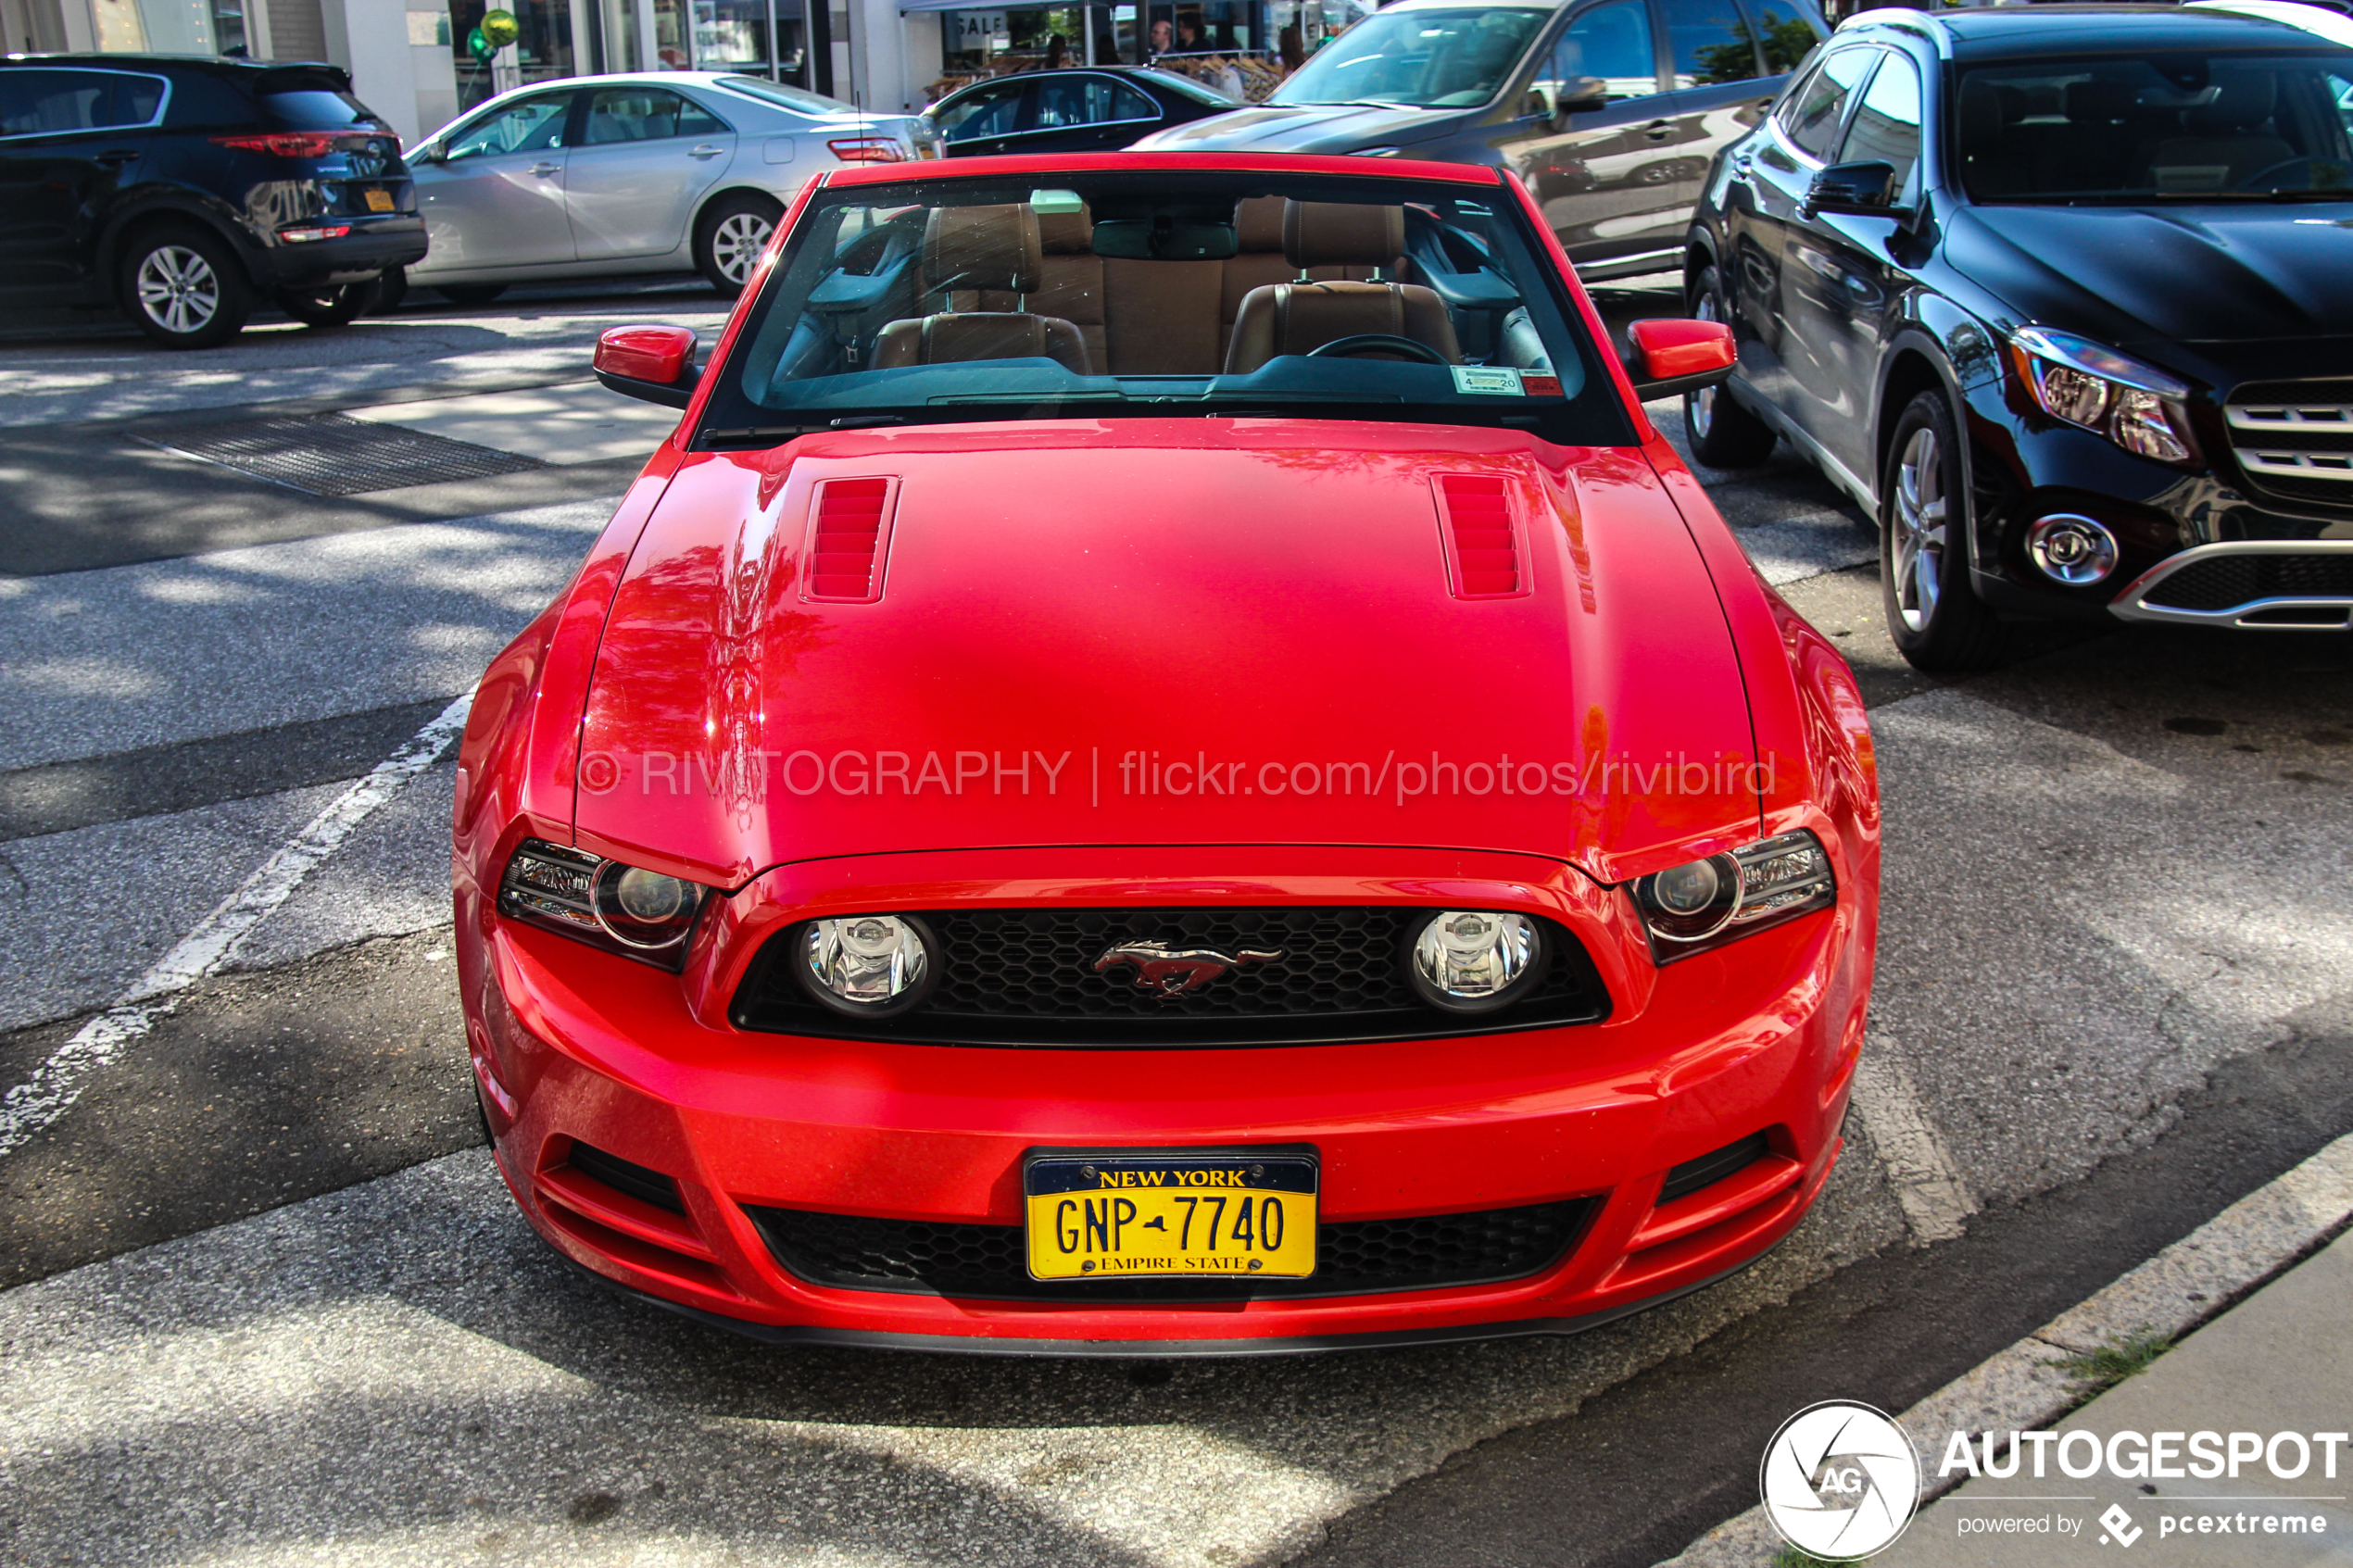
0,278,2347,1568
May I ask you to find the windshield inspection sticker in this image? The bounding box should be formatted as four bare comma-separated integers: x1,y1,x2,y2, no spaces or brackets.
1453,365,1525,396
1521,373,1564,397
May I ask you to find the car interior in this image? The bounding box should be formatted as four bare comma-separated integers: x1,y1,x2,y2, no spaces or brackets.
1957,57,2353,197
725,180,1602,426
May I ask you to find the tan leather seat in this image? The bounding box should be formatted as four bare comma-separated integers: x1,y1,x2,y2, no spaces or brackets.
873,204,1092,374
1216,195,1403,364
949,202,1106,371
1222,202,1459,375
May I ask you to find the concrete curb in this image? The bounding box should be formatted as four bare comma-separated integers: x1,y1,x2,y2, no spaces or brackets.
1655,1130,2353,1568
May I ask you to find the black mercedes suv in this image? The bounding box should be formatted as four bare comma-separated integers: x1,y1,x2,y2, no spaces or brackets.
1682,6,2353,669
0,55,426,348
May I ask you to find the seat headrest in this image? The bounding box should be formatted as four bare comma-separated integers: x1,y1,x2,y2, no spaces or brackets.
1283,201,1403,269
2190,70,2277,133
1959,79,2030,144
925,204,1041,294
1035,198,1093,256
1235,195,1287,253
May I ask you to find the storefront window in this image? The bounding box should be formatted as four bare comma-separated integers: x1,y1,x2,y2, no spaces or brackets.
450,0,576,110
93,0,215,53
210,0,246,53
692,0,810,76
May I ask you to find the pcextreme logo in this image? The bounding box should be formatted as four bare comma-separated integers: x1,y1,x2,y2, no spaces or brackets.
1761,1401,1923,1561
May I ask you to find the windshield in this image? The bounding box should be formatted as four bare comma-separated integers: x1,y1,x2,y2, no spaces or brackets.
1271,7,1553,108
696,169,1631,449
1958,51,2353,202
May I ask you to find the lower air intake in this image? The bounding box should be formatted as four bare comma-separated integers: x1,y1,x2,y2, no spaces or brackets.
744,1198,1598,1301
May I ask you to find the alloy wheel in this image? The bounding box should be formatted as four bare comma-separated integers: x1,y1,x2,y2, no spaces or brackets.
135,245,221,337
1689,293,1721,440
711,212,774,286
1891,424,1947,633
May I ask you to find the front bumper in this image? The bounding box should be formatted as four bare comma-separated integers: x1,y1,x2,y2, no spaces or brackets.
1964,369,2353,629
457,845,1869,1352
2110,539,2353,630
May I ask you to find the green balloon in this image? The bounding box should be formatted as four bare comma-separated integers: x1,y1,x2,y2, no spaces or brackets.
467,24,493,59
480,8,522,46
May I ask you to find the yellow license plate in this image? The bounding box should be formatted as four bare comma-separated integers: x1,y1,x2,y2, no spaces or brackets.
1025,1149,1317,1281
365,189,394,212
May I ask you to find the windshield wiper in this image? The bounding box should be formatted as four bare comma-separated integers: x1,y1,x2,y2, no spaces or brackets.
702,424,815,446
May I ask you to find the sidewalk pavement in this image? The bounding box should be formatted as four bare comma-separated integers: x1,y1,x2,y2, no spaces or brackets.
1662,1133,2353,1568
1880,1228,2353,1567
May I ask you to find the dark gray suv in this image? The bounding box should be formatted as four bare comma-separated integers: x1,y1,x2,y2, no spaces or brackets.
1133,0,1823,282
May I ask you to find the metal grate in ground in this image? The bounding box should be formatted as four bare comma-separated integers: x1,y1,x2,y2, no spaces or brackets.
141,412,545,496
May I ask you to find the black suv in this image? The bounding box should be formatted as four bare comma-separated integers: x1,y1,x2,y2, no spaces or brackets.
1683,6,2353,669
1136,0,1826,282
0,56,426,348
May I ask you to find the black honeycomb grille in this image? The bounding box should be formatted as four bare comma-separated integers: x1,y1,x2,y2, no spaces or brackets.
730,907,1608,1047
744,1198,1598,1300
2145,554,2353,612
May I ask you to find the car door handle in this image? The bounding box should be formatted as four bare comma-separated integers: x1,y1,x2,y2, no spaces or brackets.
530,161,560,176
94,147,140,164
1642,119,1673,141
688,144,724,158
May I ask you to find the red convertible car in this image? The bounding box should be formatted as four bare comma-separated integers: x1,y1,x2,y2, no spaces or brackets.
454,151,1881,1354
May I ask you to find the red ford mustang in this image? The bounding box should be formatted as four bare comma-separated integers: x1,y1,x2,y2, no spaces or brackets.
453,151,1881,1354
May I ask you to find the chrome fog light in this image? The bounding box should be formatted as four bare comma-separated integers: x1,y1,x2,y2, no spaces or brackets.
2028,514,2120,586
799,914,937,1017
1408,910,1546,1013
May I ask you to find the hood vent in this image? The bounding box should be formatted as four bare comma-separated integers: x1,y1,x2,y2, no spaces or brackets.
802,477,899,602
1434,474,1527,599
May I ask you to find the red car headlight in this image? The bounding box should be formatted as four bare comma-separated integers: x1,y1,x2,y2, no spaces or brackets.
497,838,709,968
1634,830,1834,961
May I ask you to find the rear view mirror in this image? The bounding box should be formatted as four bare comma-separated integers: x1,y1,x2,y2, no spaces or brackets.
1806,160,1900,218
1090,219,1239,261
595,324,699,408
1622,318,1735,402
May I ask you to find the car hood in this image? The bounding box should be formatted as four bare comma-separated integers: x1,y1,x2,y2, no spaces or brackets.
1131,100,1458,153
574,421,1761,888
1944,201,2353,356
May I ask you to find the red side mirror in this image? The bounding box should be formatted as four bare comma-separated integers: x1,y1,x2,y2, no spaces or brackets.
1622,318,1737,401
1629,318,1735,380
595,324,698,408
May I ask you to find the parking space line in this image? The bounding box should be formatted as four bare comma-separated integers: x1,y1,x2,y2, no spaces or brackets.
0,693,472,1157
1854,1046,1980,1245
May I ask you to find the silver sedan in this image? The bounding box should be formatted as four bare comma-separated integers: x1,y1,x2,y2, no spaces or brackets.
405,72,935,302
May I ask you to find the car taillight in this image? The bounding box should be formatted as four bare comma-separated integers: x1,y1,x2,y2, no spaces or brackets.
278,224,353,243
827,136,907,164
210,132,372,157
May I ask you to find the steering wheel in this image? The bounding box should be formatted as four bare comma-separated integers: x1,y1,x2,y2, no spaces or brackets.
2234,156,2325,192
1303,334,1452,366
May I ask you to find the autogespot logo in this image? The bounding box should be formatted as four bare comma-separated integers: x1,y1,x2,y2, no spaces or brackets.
1761,1401,1923,1561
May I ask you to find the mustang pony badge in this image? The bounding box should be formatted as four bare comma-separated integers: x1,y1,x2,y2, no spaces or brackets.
1093,942,1286,996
